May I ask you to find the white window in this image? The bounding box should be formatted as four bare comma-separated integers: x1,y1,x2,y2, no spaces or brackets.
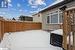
59,12,63,23
47,10,63,24
51,13,58,24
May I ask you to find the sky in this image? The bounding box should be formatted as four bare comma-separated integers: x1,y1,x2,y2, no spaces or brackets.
0,0,62,19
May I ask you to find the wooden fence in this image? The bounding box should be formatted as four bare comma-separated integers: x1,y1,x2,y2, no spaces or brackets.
0,20,42,40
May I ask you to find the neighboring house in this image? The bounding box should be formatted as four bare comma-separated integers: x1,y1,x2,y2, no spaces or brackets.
12,18,16,20
0,16,4,20
32,13,42,22
33,0,75,30
19,15,33,21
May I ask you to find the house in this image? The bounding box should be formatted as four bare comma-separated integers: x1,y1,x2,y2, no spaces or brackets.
19,15,33,21
0,16,4,20
32,13,42,22
33,0,75,30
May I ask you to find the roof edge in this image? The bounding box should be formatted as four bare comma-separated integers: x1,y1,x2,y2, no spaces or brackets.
39,0,74,13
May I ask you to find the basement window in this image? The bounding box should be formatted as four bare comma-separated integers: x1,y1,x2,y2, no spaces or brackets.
50,33,63,47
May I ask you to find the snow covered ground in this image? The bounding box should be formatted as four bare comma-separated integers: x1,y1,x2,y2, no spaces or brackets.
0,30,63,50
0,48,9,50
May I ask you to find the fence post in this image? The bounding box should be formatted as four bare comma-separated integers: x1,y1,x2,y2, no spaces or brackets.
0,20,4,41
0,20,2,41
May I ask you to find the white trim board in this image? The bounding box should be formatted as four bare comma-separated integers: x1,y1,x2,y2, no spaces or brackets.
66,7,75,11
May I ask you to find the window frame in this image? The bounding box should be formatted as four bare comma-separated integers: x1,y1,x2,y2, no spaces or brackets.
59,12,63,24
47,10,63,24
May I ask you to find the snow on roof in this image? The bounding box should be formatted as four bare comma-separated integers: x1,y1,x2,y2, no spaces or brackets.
39,0,64,12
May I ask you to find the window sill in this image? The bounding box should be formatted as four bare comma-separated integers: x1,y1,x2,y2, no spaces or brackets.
47,23,63,25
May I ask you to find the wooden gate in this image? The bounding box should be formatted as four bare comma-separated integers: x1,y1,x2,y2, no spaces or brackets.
63,9,75,50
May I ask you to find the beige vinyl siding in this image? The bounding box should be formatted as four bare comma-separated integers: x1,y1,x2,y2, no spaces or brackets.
33,13,42,22
41,1,75,30
42,8,62,30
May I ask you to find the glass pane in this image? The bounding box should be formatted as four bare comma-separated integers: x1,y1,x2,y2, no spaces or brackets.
47,16,49,23
59,13,63,23
51,14,58,23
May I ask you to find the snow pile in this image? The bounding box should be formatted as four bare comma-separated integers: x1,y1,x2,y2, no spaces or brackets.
51,29,63,35
0,33,11,48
